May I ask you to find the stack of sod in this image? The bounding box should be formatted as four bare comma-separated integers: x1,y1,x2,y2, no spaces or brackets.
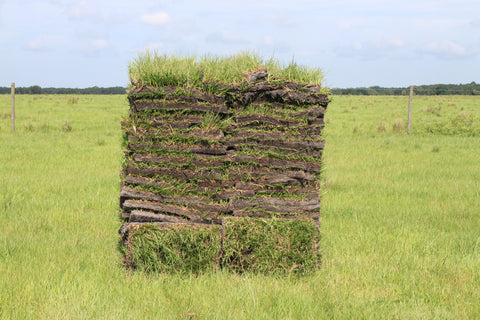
120,52,329,275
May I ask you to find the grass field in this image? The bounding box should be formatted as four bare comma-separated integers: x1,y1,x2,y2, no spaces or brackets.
0,94,479,319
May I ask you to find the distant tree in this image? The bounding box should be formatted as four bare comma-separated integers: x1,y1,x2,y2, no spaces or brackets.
0,86,127,95
3,83,479,96
331,83,480,96
29,85,42,94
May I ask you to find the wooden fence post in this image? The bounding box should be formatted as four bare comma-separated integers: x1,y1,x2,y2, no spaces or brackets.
407,85,413,134
11,82,15,133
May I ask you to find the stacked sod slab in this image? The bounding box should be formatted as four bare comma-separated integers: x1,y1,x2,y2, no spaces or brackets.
120,52,329,275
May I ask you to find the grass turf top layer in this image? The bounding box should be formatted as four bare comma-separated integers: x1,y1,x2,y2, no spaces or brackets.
128,51,325,88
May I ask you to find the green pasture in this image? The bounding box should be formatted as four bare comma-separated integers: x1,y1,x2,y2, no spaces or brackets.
0,94,479,319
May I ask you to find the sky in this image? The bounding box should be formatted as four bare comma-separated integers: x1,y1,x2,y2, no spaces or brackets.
1,0,479,88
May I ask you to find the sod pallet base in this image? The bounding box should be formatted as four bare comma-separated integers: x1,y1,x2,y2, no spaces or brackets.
120,69,329,274
125,223,221,274
124,218,320,275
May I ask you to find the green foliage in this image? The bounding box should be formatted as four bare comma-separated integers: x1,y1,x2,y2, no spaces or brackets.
62,121,72,132
222,218,320,275
421,105,442,116
128,50,324,88
67,96,79,105
127,224,221,274
392,118,405,134
198,112,225,131
419,111,480,136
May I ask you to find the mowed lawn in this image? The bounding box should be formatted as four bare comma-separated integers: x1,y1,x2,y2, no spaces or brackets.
0,94,479,319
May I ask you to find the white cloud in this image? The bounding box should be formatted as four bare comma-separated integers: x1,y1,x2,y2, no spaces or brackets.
470,18,480,27
90,38,107,50
68,1,101,21
144,42,165,51
23,36,47,51
271,13,298,27
206,31,248,44
386,38,405,48
336,38,406,59
352,41,363,51
74,27,107,39
141,11,171,25
259,35,291,54
79,38,108,53
264,36,274,46
337,18,367,31
421,40,468,58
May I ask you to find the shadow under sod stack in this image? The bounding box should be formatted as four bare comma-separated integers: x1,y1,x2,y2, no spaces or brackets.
119,69,329,275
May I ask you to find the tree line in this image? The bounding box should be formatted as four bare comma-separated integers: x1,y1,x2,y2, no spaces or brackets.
0,86,126,95
1,82,479,95
331,82,480,95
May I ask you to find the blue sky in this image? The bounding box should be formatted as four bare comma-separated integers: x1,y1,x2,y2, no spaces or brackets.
1,0,479,88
